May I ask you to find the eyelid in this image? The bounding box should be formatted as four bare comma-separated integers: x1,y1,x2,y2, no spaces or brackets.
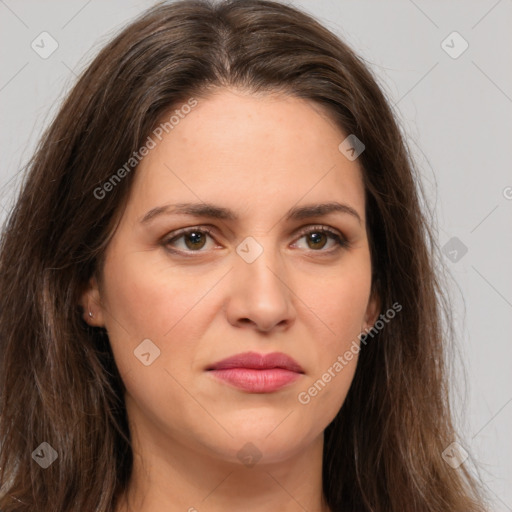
291,224,349,251
293,224,344,240
162,224,349,254
162,225,218,253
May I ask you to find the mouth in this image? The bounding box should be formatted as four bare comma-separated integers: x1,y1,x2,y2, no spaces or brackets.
206,351,305,393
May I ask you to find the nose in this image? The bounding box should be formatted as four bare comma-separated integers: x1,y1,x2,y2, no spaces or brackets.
225,239,295,333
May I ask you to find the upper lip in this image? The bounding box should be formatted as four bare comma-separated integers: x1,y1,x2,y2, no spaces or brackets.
206,351,304,373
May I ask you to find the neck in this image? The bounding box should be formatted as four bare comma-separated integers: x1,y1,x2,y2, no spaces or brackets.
116,411,330,512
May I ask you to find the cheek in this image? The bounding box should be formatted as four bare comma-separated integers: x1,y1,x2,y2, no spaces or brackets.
293,256,371,413
303,254,373,344
98,254,217,436
99,250,216,374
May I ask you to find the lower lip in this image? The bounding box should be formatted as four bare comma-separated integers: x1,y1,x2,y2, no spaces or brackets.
208,368,302,392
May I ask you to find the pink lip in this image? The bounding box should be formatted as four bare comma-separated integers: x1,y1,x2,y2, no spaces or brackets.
206,351,304,393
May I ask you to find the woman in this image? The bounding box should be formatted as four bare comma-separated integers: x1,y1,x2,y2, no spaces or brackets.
0,0,486,510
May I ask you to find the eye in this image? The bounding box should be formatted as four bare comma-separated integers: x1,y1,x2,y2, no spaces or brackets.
292,225,349,252
163,225,349,255
163,227,217,253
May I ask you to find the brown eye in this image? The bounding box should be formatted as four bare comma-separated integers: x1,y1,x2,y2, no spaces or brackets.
293,226,349,252
306,232,328,250
163,225,349,256
164,227,215,253
183,231,207,250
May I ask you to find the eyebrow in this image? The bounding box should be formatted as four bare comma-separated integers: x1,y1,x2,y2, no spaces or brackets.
139,201,362,225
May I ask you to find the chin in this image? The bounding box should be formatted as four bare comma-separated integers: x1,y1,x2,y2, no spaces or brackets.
199,423,317,466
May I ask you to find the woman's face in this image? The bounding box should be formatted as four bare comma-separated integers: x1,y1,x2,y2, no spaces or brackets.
82,88,379,466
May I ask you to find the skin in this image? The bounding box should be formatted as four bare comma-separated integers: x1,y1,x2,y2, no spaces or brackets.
80,88,380,512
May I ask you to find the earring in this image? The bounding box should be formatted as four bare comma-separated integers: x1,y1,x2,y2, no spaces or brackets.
88,311,93,318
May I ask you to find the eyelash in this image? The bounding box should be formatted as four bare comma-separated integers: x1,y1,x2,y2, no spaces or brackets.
162,225,350,256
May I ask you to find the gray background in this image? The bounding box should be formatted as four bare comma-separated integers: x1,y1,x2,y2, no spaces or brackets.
1,0,511,508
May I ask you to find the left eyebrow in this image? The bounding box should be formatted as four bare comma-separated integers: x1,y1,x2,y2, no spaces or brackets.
139,201,362,225
285,202,361,225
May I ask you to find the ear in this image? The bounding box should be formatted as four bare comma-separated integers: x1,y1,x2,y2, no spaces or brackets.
78,275,106,327
362,285,381,332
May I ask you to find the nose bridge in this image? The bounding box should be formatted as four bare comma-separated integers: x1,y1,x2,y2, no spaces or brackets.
227,235,293,331
236,234,288,295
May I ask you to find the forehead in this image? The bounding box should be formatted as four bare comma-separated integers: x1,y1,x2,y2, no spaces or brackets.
126,89,366,219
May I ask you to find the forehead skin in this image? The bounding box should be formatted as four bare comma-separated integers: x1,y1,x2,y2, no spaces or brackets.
124,88,367,238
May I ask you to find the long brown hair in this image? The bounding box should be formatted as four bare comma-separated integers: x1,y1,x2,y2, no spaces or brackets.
0,1,486,510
